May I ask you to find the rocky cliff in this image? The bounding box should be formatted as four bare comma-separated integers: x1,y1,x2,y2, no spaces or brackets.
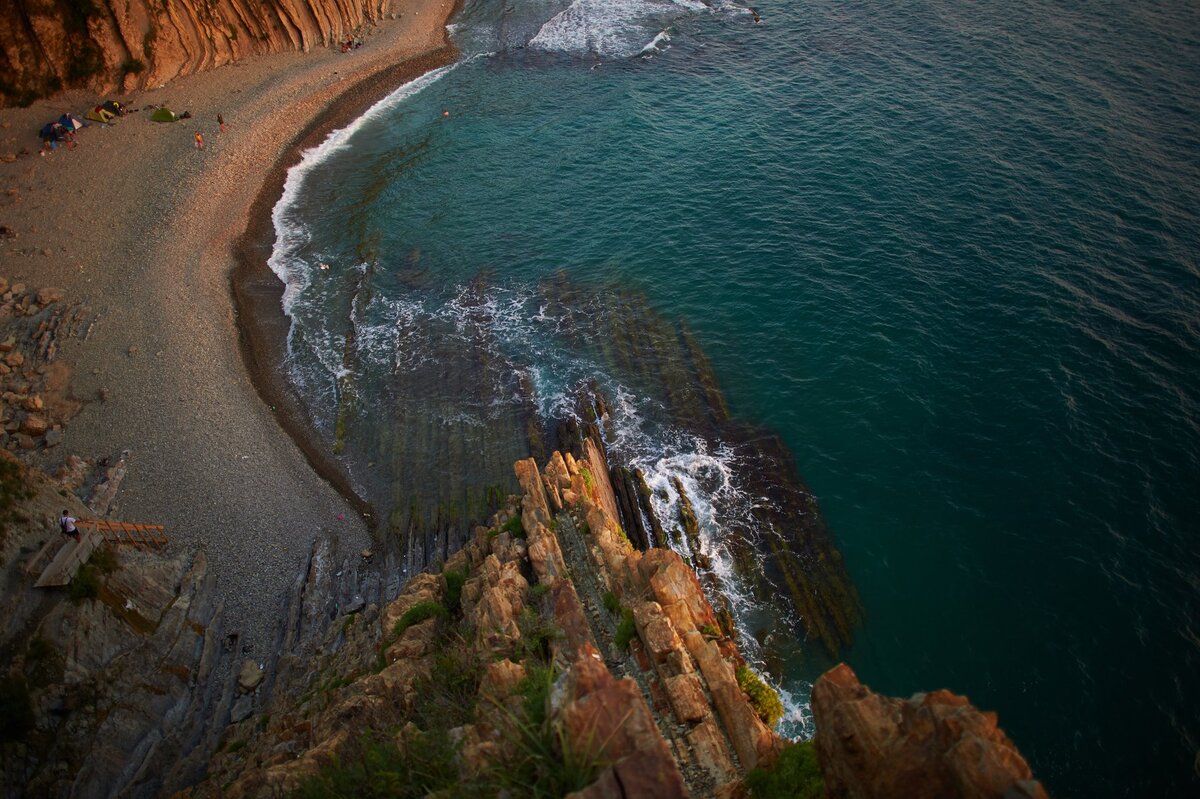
0,441,1050,797
0,0,411,107
186,446,791,797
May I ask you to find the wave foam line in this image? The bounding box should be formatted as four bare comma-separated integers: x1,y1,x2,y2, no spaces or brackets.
268,61,462,315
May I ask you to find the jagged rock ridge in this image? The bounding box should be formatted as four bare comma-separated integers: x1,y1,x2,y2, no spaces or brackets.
191,447,791,797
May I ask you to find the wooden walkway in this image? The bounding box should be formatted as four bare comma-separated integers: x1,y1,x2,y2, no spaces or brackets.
77,519,168,550
29,519,167,589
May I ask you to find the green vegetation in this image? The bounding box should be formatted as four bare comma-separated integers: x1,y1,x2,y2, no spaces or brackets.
601,591,620,615
613,607,636,650
68,564,101,602
578,466,594,492
414,646,482,730
0,457,34,542
527,582,551,602
90,545,118,575
735,666,784,728
443,568,468,613
475,661,605,797
393,601,448,637
66,42,104,83
294,730,458,799
499,513,525,539
0,676,33,742
744,740,823,799
225,739,247,754
700,623,721,638
517,607,561,663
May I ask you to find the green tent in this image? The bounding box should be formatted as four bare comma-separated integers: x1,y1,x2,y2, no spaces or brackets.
150,107,177,123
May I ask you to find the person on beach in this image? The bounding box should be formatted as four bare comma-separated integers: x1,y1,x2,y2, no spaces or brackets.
218,113,225,133
194,131,204,151
60,510,80,543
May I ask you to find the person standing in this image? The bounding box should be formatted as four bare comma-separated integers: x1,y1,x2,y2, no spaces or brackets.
217,113,225,133
194,130,204,150
60,510,80,543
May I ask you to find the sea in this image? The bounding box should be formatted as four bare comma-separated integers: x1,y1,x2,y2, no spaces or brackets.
265,0,1200,795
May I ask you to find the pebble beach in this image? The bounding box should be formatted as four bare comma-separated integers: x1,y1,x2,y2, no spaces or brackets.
0,0,457,657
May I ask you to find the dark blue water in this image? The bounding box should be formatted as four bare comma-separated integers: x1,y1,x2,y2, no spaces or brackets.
271,0,1200,794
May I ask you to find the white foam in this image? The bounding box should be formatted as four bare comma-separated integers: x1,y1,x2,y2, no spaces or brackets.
268,62,460,316
640,29,672,54
529,0,710,59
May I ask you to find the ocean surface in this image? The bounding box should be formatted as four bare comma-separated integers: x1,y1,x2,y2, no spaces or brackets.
268,0,1200,794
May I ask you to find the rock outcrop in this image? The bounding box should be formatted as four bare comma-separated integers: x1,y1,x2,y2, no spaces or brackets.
0,0,412,107
191,449,793,797
811,663,1049,799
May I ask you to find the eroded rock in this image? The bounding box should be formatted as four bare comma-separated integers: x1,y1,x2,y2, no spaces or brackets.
812,664,1049,799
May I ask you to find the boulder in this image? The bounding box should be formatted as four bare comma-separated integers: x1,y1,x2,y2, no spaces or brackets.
36,287,65,306
238,660,264,693
559,646,687,799
19,414,47,436
811,664,1049,799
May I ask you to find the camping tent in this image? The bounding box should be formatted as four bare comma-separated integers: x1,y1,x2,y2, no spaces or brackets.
57,114,84,132
150,107,177,123
85,106,116,124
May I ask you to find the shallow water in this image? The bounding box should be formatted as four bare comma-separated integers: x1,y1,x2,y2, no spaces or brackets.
270,0,1200,794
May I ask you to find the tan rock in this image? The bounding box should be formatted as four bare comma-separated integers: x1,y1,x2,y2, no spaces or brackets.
687,717,738,783
632,600,683,666
663,672,709,724
685,631,779,770
36,287,65,305
238,660,264,692
812,664,1049,799
4,351,23,367
19,414,47,436
559,645,687,799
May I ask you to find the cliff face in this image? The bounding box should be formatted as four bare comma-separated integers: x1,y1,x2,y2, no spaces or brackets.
0,0,406,107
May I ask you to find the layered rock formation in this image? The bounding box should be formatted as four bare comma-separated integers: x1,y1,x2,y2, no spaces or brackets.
0,535,232,797
811,663,1049,799
190,448,791,797
0,0,411,107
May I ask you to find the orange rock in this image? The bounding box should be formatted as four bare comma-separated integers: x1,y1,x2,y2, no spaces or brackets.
812,663,1050,799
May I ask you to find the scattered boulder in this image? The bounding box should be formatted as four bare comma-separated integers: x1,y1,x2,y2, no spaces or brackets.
238,660,264,693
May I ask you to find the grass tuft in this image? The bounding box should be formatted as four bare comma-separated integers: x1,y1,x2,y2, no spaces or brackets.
393,601,448,637
744,739,823,799
736,665,784,728
613,608,636,650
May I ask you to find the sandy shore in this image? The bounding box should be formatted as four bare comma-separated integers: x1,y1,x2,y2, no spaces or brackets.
0,0,457,657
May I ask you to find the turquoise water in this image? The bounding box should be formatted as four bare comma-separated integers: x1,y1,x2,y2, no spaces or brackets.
271,0,1200,794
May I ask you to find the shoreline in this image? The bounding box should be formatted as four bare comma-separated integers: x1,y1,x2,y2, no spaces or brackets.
233,44,461,538
0,0,460,657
